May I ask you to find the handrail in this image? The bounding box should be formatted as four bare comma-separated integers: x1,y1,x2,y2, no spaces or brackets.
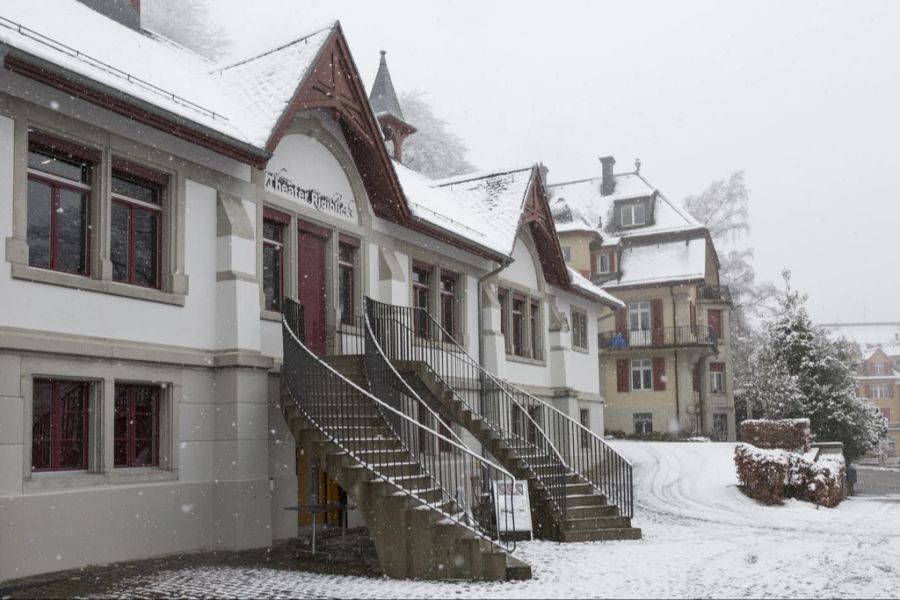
366,297,570,517
366,296,634,520
282,298,517,548
362,311,469,450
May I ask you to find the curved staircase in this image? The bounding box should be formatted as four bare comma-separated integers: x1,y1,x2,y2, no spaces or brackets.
366,298,641,543
281,300,531,581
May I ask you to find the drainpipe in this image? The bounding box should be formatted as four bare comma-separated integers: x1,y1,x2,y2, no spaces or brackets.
477,258,513,371
670,285,681,429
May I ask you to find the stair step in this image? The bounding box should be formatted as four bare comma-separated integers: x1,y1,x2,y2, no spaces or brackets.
564,504,617,518
563,516,632,531
566,493,608,508
560,527,643,543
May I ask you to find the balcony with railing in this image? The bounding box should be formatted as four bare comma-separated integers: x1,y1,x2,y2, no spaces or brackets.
598,325,718,352
697,285,732,303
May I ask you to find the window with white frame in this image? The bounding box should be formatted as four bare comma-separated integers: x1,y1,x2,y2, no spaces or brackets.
633,412,653,434
597,252,610,274
628,301,651,331
631,358,653,391
873,362,886,375
871,384,890,399
620,202,646,227
709,362,725,394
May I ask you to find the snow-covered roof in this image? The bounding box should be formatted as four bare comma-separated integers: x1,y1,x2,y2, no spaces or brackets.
0,1,334,150
433,167,536,256
393,161,510,255
822,323,900,351
547,171,703,239
604,237,708,289
567,267,624,308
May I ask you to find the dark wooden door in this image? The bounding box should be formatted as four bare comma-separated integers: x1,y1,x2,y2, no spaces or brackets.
298,227,328,355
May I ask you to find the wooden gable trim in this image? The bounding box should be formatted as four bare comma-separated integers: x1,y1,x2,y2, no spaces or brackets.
263,25,409,225
519,168,570,289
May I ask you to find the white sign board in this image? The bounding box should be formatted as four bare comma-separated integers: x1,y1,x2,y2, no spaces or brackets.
492,479,533,535
265,134,359,224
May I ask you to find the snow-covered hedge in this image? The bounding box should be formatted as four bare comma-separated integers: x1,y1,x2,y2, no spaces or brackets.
734,443,846,507
739,418,811,452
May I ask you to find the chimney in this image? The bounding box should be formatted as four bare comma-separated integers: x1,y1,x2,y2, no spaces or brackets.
599,156,616,196
634,158,641,173
538,163,549,184
77,0,141,31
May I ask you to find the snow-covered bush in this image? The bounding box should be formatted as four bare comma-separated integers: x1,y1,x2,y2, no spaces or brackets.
739,418,811,452
734,443,790,504
734,443,846,507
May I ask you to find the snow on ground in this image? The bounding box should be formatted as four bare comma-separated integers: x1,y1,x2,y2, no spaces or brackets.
91,442,900,599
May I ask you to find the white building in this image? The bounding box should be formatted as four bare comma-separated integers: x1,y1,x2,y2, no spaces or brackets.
0,1,631,581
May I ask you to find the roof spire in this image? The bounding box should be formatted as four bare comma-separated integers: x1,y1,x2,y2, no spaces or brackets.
368,50,416,163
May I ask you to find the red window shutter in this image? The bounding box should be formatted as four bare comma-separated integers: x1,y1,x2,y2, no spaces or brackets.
615,308,627,334
651,299,664,345
890,385,895,399
708,309,723,339
617,359,629,393
864,384,871,398
653,357,666,391
609,251,617,273
884,407,892,420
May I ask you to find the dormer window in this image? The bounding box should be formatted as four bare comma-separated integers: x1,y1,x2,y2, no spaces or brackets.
620,202,646,227
874,362,886,375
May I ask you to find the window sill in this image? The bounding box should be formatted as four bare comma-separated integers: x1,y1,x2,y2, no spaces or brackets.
24,472,107,492
572,345,590,355
505,354,547,367
108,468,177,484
260,309,284,323
11,263,186,306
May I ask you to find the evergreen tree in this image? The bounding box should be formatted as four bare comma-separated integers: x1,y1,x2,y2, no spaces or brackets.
742,272,887,460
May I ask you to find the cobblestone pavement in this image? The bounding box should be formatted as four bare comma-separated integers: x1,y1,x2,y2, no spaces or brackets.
0,529,381,599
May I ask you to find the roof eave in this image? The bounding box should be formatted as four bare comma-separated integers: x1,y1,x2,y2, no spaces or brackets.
2,46,271,168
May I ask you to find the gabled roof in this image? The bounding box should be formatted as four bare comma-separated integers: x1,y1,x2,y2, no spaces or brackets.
547,170,703,239
822,323,900,351
604,237,708,289
369,50,406,123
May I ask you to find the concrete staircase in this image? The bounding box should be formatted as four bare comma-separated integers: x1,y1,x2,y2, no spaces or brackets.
398,361,642,543
281,354,531,581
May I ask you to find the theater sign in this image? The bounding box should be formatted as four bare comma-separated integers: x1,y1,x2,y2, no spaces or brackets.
264,133,360,224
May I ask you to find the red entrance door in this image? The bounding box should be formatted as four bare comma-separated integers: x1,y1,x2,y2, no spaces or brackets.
298,224,328,355
707,309,722,339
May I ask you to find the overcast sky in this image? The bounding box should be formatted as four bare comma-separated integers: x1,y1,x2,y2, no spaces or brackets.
211,0,899,324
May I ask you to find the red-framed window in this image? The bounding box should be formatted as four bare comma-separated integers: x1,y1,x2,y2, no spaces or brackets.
263,208,290,312
338,235,359,325
498,287,509,345
412,263,432,338
530,299,541,359
512,296,526,357
114,384,160,468
439,270,458,341
110,160,166,288
26,134,95,276
31,379,90,472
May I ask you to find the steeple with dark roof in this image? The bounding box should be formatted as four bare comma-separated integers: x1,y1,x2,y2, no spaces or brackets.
368,50,416,162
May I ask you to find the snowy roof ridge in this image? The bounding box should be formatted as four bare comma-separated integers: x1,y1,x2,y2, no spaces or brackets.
433,164,535,187
213,21,336,73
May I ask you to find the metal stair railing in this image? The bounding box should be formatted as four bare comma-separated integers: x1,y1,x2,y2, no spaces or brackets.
366,297,634,520
366,297,569,517
282,298,517,548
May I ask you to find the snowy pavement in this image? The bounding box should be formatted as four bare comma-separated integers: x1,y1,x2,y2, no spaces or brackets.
87,442,900,599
